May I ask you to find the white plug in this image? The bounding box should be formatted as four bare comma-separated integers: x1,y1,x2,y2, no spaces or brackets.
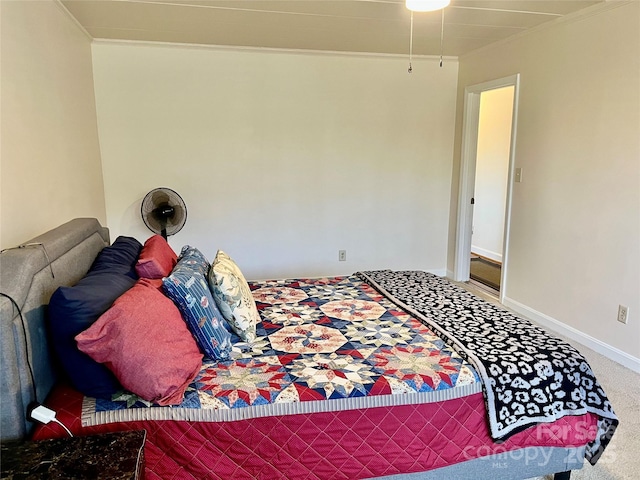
29,404,74,436
30,405,57,424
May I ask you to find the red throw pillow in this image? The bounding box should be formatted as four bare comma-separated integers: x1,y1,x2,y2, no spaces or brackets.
76,278,202,405
135,235,178,279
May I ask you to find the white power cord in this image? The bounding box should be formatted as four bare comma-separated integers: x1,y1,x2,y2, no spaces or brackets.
30,405,74,437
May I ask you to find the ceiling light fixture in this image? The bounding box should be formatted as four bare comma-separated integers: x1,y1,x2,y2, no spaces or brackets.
406,0,448,73
406,0,450,13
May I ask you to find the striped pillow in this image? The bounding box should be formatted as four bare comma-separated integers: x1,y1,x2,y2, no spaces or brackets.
162,246,232,360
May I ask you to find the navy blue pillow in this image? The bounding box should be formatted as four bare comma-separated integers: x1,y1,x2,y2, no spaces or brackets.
88,236,142,280
48,272,136,398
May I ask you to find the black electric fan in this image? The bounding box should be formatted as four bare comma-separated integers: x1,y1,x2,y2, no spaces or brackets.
140,188,187,240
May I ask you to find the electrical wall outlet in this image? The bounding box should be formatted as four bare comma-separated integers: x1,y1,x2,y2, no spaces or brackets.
338,250,347,262
617,305,629,324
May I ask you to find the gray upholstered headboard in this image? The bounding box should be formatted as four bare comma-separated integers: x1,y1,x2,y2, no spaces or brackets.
0,218,109,441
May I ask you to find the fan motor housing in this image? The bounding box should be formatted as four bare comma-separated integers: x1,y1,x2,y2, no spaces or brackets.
153,205,175,219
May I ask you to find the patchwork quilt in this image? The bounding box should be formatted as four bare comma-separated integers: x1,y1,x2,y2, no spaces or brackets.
82,271,616,468
358,270,618,465
82,276,481,426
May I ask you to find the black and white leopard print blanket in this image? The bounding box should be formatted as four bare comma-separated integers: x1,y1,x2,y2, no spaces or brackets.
357,270,618,465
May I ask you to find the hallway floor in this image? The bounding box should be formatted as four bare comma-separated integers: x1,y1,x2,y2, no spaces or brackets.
470,254,501,292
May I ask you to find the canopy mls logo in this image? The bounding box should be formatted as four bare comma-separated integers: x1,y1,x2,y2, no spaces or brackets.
462,419,617,467
463,445,557,468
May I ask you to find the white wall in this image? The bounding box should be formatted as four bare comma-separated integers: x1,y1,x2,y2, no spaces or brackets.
450,1,640,361
92,42,459,280
0,0,106,249
472,86,514,262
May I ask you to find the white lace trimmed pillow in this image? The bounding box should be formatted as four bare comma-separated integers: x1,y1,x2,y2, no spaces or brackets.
208,250,259,343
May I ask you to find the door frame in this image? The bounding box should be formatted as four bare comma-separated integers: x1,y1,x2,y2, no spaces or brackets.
453,74,520,303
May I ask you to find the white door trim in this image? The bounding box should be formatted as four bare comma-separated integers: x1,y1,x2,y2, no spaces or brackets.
453,74,520,303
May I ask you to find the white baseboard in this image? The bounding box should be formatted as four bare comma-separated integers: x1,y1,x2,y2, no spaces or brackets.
471,246,502,263
503,296,640,374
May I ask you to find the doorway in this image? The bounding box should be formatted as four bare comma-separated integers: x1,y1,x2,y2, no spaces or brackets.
469,86,515,294
453,75,519,303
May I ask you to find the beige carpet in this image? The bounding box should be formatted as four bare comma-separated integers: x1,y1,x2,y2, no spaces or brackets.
458,282,640,480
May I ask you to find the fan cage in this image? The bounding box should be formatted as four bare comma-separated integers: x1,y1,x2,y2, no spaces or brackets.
141,188,187,237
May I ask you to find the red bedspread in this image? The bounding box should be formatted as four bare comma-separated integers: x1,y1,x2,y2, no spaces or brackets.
33,384,597,480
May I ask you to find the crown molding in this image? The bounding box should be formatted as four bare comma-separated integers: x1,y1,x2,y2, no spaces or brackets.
90,38,459,63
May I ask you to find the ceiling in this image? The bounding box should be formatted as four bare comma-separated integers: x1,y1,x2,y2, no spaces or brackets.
61,0,605,57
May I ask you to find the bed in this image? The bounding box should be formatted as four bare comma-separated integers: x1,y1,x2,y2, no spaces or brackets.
0,218,617,480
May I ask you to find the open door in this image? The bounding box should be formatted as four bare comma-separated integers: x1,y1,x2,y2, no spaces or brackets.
453,75,519,303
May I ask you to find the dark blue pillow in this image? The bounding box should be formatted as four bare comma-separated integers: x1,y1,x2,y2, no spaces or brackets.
88,236,142,280
48,272,136,398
